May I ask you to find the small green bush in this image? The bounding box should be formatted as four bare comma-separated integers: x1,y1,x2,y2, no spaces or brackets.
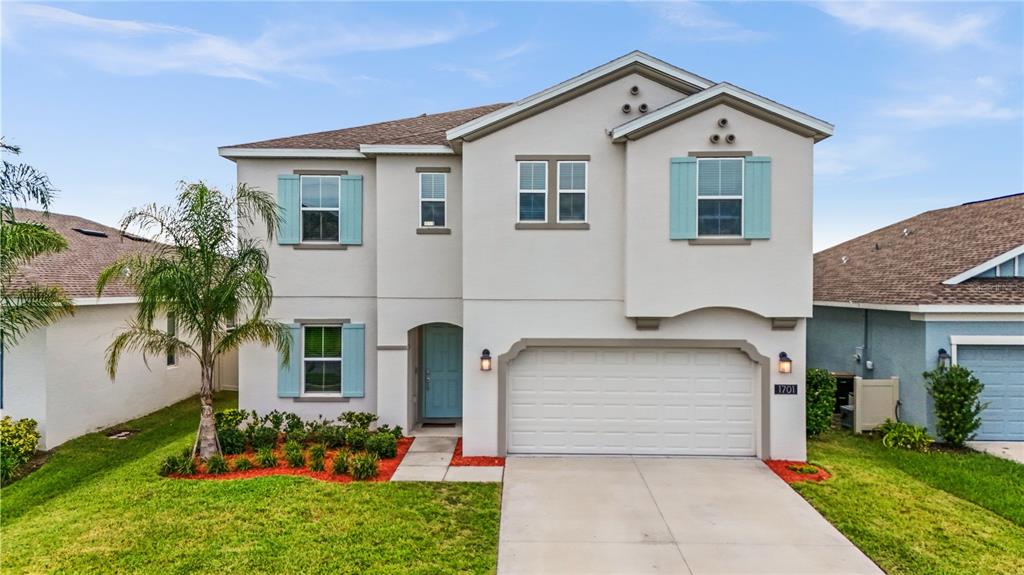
806,368,837,437
308,444,326,472
879,419,932,452
285,429,308,445
331,450,350,475
1,416,40,483
214,408,248,430
376,424,404,440
205,454,229,474
284,440,305,468
158,454,183,476
366,432,398,459
284,412,304,434
340,411,378,430
925,365,986,447
256,447,278,468
249,426,278,450
217,427,247,455
263,410,285,432
350,452,380,480
177,453,196,475
344,427,370,450
232,456,253,471
319,425,346,449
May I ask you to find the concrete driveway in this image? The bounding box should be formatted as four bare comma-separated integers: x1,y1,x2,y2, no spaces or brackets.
498,457,882,575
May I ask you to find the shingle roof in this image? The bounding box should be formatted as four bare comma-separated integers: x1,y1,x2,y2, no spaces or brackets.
225,103,508,150
8,208,155,298
814,194,1024,306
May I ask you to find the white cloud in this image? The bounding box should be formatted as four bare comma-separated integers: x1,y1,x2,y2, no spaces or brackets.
879,76,1020,127
818,2,993,50
815,135,929,181
655,1,765,42
4,5,480,83
495,41,535,61
434,63,492,83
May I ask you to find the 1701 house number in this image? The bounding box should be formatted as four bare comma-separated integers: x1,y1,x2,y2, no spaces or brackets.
774,384,798,395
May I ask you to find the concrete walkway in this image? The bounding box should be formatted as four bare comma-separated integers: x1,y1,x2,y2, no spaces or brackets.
967,441,1024,464
498,457,882,575
391,437,504,482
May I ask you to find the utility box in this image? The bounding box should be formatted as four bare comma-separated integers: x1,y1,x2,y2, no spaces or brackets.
846,377,900,433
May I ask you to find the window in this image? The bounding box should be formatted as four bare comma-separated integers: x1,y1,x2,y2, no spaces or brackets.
557,161,587,222
300,175,341,242
518,161,547,222
303,325,342,395
166,312,177,367
697,158,743,237
419,173,446,227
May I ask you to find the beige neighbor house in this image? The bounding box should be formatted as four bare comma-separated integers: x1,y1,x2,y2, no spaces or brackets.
220,51,834,460
1,209,237,450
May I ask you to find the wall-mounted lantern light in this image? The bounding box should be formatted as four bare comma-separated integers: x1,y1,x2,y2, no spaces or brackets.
480,349,492,371
778,352,793,374
937,348,951,367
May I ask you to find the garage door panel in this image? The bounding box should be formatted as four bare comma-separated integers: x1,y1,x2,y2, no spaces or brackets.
507,347,758,456
957,344,1024,441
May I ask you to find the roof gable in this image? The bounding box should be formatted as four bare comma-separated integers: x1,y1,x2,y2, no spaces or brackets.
944,244,1024,284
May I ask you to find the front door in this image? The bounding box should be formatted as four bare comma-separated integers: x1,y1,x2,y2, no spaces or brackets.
422,324,463,419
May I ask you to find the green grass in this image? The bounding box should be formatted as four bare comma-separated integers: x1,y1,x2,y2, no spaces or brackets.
1,393,501,574
795,431,1024,575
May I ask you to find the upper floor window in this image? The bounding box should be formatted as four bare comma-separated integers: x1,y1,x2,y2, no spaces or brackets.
303,325,342,395
697,158,743,237
557,161,587,222
300,175,341,242
419,173,447,228
518,161,547,222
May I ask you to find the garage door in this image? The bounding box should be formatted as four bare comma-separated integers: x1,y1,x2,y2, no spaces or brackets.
958,345,1024,441
507,347,758,456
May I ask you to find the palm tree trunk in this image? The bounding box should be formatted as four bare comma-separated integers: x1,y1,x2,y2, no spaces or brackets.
195,360,220,459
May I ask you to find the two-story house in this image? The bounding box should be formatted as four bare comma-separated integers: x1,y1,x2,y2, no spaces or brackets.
219,51,833,460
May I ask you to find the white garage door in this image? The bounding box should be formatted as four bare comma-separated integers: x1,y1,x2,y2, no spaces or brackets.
507,347,758,456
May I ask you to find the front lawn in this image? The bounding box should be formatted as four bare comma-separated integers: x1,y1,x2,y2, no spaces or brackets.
795,431,1024,575
1,393,501,574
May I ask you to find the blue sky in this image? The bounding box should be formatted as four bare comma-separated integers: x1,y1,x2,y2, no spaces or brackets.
3,1,1021,249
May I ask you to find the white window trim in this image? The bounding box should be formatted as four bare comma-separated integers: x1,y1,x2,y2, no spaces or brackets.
301,324,344,397
943,243,1024,284
696,157,744,238
299,175,342,244
556,161,589,224
517,161,548,223
418,172,447,228
950,335,1024,365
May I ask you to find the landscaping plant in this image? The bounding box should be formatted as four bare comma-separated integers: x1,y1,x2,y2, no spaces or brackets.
350,453,380,480
879,419,932,452
308,444,326,472
331,450,350,475
97,182,290,459
805,368,837,437
367,432,398,459
216,427,247,455
214,408,249,430
376,424,404,440
284,440,305,468
340,411,378,430
232,456,253,472
176,453,196,476
205,454,228,474
344,427,369,451
157,453,183,477
924,364,986,447
1,416,40,483
256,447,277,468
248,426,278,450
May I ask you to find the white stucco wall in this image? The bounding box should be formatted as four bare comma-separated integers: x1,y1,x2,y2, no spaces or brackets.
1,328,48,441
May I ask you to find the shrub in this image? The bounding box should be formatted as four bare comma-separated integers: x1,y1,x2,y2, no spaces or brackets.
350,452,380,480
319,425,346,449
214,408,248,431
308,444,326,472
924,365,986,447
879,419,932,452
249,426,279,450
1,417,40,483
376,424,404,440
263,410,285,432
344,427,369,451
205,454,229,474
366,432,398,459
158,453,183,477
331,450,350,475
233,456,253,472
284,412,304,434
217,427,247,455
284,440,305,468
285,429,308,445
177,453,197,475
256,447,278,469
340,411,378,430
805,368,837,437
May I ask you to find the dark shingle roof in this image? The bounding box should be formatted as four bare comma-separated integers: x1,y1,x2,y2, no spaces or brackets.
9,209,155,298
814,194,1024,306
225,103,508,150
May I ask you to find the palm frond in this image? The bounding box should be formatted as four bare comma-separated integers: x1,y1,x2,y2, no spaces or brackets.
105,320,197,379
0,285,73,349
214,318,291,360
0,221,68,277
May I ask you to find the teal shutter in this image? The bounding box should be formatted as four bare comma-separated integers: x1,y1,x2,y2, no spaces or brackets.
277,324,301,397
340,175,363,245
277,175,301,245
744,157,771,239
669,157,697,240
342,323,365,397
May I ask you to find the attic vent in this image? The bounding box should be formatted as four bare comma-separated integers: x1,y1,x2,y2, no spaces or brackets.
121,232,151,243
841,256,849,264
902,228,911,237
73,228,108,238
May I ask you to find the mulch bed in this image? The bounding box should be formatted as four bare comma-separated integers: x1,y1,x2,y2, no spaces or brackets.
449,437,505,467
171,437,414,483
766,459,831,483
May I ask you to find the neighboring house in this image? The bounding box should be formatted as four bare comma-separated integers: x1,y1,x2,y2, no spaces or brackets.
220,51,834,460
0,209,235,450
809,194,1024,441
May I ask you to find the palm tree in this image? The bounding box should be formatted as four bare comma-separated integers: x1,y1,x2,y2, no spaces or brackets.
98,182,290,458
1,139,74,350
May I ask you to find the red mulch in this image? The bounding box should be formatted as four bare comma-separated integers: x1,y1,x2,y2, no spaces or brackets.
171,437,414,483
765,460,831,483
449,437,505,467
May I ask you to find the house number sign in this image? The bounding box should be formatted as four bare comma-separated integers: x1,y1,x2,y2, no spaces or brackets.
774,384,798,395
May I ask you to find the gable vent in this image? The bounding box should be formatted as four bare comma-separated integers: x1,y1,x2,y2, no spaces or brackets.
72,228,109,238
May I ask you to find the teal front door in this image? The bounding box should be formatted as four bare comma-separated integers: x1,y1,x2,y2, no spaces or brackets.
422,324,463,419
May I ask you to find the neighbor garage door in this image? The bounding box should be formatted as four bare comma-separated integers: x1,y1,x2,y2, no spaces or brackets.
958,345,1024,441
506,346,758,456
